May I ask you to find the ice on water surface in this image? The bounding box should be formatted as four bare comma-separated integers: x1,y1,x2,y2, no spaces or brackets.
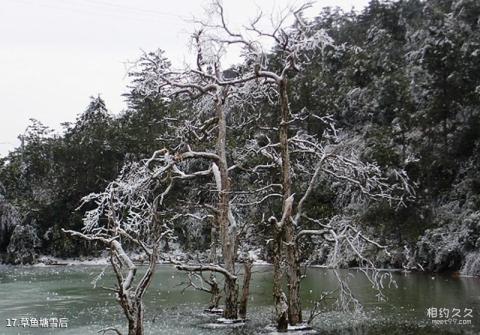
0,265,479,334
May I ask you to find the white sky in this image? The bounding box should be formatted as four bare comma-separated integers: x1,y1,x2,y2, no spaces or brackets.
0,0,369,157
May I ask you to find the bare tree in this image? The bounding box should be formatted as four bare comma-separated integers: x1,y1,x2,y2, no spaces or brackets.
130,40,260,319
186,1,415,331
129,59,248,319
178,2,333,328
125,1,416,331
63,156,173,335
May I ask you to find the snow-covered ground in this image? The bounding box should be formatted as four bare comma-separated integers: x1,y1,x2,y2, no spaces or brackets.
34,252,272,267
35,255,109,266
265,323,316,334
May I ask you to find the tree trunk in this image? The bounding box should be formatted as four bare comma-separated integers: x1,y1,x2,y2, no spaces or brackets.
207,276,222,310
114,243,158,335
215,95,238,320
238,260,253,320
286,242,302,325
223,276,239,319
127,302,144,335
272,221,288,332
118,292,144,335
210,222,217,264
278,78,302,326
208,220,221,310
163,238,170,252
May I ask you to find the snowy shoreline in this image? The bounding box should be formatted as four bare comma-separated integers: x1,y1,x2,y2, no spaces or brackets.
28,255,273,267
0,254,472,278
21,258,475,278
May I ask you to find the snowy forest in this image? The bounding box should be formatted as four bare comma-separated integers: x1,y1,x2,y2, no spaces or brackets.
1,0,480,334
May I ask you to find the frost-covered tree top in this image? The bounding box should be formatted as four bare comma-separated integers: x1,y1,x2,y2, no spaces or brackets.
70,95,110,134
78,154,172,243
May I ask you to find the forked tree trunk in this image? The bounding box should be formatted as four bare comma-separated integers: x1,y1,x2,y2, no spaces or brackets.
112,241,158,335
125,301,144,335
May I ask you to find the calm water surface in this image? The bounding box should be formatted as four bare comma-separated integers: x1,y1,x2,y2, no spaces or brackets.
0,265,479,334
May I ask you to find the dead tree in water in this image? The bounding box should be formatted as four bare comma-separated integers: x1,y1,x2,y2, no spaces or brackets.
129,21,267,318
64,157,173,335
189,1,416,331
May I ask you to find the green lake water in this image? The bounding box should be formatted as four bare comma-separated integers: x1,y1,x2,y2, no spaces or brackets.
0,264,479,334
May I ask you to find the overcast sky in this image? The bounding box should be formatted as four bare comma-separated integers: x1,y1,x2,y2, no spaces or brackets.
0,0,369,157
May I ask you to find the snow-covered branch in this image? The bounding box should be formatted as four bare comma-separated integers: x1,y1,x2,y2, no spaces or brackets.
175,262,237,281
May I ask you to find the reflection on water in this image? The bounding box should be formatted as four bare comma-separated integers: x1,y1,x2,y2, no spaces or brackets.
0,265,478,334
